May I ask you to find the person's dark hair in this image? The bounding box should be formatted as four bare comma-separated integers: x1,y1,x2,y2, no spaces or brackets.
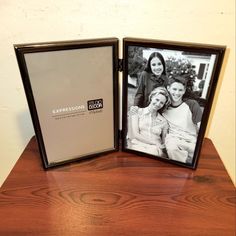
145,52,166,76
167,75,187,87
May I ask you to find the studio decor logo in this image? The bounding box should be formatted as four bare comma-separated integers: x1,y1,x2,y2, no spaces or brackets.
87,99,103,111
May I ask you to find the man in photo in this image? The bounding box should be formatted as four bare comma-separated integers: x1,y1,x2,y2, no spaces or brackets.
162,75,203,164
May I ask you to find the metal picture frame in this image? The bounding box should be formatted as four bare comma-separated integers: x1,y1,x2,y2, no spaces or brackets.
15,38,119,168
122,37,225,169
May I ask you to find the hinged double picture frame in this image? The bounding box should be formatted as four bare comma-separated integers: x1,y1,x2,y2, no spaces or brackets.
14,37,225,169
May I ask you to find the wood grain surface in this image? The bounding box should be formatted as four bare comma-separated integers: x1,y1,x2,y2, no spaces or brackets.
0,137,235,236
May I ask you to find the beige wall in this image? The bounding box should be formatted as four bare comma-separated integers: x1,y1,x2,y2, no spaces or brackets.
0,0,235,186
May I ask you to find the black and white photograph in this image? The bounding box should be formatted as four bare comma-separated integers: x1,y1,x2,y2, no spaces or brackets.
122,38,225,168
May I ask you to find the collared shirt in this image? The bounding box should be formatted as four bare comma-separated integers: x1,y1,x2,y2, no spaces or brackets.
135,107,168,143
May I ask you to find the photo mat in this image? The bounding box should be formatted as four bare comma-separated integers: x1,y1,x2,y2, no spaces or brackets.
122,38,225,168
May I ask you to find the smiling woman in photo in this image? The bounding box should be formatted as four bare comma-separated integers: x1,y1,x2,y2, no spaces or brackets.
134,52,168,108
128,87,170,157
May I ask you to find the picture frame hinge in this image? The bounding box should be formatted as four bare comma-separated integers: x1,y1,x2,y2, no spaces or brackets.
118,59,124,72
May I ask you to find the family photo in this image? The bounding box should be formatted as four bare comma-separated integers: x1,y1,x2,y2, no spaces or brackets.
124,45,217,166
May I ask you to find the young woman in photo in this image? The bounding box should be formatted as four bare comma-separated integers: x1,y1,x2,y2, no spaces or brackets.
134,52,168,108
128,87,171,157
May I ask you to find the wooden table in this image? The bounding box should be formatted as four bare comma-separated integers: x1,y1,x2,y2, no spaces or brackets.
0,137,235,236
